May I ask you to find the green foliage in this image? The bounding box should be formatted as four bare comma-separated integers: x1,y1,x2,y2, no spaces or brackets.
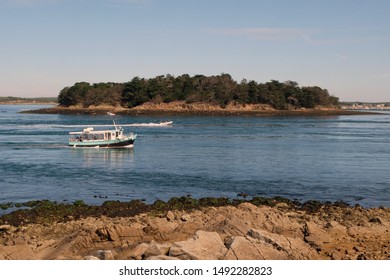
0,202,13,210
58,82,91,107
122,77,149,107
73,200,86,207
57,74,339,109
83,83,123,107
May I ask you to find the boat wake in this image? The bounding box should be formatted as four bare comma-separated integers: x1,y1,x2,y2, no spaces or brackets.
62,121,173,128
15,121,173,129
116,121,173,127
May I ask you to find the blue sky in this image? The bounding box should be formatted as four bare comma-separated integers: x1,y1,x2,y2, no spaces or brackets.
1,0,389,101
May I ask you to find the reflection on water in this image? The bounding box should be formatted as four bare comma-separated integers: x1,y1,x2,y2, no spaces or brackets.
70,147,134,168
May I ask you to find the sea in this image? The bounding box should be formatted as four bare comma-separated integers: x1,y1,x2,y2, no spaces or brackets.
0,104,389,212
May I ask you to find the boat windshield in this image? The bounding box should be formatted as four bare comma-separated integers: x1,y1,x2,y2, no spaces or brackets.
69,132,106,141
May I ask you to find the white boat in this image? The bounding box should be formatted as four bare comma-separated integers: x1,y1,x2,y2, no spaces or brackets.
135,121,173,127
69,121,136,148
160,121,173,126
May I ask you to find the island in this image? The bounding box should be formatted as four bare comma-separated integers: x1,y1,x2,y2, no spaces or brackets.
22,74,369,116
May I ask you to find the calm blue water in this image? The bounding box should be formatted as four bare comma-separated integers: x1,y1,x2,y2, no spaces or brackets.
0,104,389,210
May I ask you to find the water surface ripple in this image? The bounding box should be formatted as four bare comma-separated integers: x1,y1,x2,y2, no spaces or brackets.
1,105,389,209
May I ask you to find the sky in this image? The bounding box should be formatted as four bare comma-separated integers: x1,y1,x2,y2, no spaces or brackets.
0,0,389,102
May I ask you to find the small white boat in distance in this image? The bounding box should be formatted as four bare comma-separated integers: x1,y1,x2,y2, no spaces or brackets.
124,121,173,127
107,112,115,116
69,121,136,148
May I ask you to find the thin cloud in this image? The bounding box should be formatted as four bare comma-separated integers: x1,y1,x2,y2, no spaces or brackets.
305,36,388,45
333,53,348,61
209,27,317,42
210,27,389,46
299,27,389,45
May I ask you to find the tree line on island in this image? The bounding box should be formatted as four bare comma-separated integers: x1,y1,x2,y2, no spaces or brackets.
58,73,339,110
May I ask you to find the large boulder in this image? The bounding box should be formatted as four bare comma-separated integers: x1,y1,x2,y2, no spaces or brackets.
169,230,227,260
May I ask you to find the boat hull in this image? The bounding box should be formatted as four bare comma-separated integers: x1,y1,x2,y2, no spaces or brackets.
69,138,135,148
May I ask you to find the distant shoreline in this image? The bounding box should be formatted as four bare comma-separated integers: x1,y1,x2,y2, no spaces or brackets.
0,97,57,105
0,102,57,105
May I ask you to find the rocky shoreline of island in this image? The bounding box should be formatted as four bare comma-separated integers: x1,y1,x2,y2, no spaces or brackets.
0,197,389,260
21,101,377,117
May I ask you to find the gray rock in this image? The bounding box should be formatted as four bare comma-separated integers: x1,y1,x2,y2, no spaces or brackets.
97,250,114,260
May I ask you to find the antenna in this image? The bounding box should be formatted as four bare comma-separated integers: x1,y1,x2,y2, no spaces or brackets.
113,119,118,130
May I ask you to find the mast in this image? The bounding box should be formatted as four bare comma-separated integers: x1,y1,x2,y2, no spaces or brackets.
113,119,118,130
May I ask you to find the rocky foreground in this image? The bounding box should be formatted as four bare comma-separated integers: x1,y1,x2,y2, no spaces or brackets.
0,201,389,260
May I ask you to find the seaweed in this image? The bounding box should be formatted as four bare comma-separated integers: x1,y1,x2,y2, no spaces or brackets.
0,196,364,227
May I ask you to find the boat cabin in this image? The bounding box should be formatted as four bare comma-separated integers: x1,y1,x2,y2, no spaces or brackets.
69,127,125,142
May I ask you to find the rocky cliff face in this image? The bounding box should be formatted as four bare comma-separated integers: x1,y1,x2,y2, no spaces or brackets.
0,203,389,260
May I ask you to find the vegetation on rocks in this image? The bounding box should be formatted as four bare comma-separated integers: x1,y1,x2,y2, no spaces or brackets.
0,196,356,227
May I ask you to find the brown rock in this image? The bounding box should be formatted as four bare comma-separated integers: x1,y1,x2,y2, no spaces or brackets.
84,255,100,260
0,244,35,259
144,241,172,258
169,230,227,260
146,217,179,240
304,221,333,250
180,214,191,221
247,228,318,259
224,236,266,260
0,203,388,260
237,202,259,212
166,211,175,221
146,255,180,260
0,225,11,232
125,243,149,260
